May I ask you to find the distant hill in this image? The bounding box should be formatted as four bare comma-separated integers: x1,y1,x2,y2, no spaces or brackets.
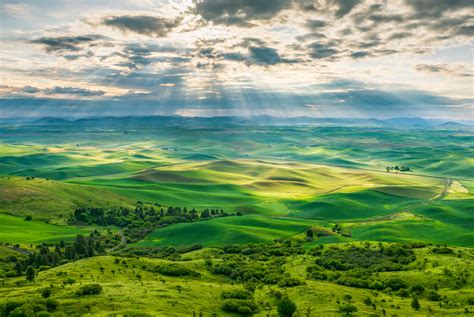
436,121,472,130
2,115,471,129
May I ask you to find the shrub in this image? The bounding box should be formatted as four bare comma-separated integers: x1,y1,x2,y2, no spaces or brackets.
41,288,52,298
221,299,258,315
277,276,303,288
384,277,407,291
410,284,425,295
427,290,442,301
63,278,75,285
155,264,200,277
277,297,297,317
338,303,358,315
411,298,421,310
76,284,103,296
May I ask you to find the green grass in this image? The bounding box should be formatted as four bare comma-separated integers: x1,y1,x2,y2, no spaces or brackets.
0,214,87,244
0,176,134,222
286,189,422,220
133,216,318,247
351,219,474,247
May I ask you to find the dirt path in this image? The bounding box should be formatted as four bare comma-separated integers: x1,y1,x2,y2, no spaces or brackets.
106,230,127,253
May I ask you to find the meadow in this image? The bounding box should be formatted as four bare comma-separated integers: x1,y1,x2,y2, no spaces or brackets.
0,119,473,315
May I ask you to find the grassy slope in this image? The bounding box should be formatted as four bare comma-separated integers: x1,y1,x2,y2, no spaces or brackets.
0,245,472,316
0,214,88,244
133,216,321,247
0,177,134,222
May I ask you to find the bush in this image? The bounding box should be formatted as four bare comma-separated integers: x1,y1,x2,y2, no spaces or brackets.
427,290,442,301
411,298,421,310
76,284,103,296
410,284,425,295
384,277,407,291
338,303,358,315
41,288,52,298
277,276,303,288
155,264,200,277
63,278,75,285
221,299,258,315
277,297,297,317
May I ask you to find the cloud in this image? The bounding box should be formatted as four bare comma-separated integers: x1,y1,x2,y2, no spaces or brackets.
351,51,370,59
194,0,292,26
405,0,473,17
31,35,105,53
43,86,105,97
21,86,40,94
307,42,338,59
102,15,181,36
30,34,107,59
415,64,473,77
332,0,362,17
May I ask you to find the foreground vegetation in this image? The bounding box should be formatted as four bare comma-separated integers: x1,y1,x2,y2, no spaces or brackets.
0,239,472,316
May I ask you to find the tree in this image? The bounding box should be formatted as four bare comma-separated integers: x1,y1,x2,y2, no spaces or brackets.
24,215,32,221
26,266,35,282
41,288,52,298
411,298,421,310
306,228,314,241
278,297,297,317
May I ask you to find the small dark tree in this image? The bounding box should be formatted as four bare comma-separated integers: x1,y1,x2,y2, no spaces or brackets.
278,297,297,317
411,298,421,310
26,266,35,282
24,215,32,221
306,228,314,240
41,288,52,298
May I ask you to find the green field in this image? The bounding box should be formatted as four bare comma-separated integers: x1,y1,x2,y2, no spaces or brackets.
134,216,321,247
0,214,88,244
0,125,472,247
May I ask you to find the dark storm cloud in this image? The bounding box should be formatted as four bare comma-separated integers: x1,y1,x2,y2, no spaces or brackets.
194,0,292,26
44,86,105,96
30,35,106,53
102,15,182,36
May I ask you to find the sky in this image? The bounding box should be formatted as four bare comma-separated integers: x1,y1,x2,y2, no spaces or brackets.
0,0,472,119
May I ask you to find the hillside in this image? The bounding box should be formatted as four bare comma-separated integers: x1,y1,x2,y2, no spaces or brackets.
0,177,134,223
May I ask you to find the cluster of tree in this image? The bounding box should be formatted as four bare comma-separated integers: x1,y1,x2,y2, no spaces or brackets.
114,244,202,259
71,205,235,226
71,204,240,242
154,263,200,277
1,298,59,316
386,165,411,172
208,242,305,285
6,233,106,280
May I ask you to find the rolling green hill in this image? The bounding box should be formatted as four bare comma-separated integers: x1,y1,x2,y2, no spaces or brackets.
0,177,134,222
133,216,320,247
0,214,88,244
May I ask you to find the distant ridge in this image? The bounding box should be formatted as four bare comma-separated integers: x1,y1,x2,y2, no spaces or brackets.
5,115,471,129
